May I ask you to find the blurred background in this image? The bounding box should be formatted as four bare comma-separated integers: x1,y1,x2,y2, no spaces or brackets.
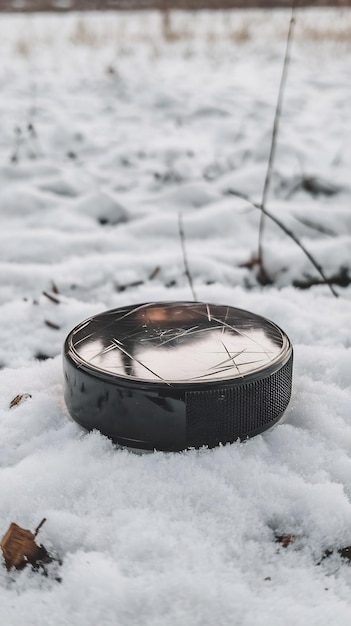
1,0,350,11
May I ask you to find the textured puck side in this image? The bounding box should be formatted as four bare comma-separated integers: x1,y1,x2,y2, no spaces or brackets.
185,353,293,448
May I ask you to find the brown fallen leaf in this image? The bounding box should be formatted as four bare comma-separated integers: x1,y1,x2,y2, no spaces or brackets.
275,534,297,548
1,519,51,572
9,393,32,409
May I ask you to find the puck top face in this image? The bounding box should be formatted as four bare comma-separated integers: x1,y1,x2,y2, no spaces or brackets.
66,302,291,386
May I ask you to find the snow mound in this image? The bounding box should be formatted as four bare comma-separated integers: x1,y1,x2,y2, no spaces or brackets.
0,7,351,626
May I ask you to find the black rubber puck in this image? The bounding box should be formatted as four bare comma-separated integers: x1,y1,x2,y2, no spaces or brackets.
63,301,293,451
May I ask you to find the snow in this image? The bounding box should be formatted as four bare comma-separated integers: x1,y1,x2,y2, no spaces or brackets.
0,6,351,625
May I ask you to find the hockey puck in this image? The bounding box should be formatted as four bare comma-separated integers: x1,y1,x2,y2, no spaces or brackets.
63,301,293,451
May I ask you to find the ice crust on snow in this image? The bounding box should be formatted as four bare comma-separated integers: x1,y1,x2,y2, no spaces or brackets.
0,7,351,626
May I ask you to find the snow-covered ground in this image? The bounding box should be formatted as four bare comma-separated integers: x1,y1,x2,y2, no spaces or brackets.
0,7,351,625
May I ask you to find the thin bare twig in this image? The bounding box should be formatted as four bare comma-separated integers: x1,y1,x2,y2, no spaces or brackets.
257,0,297,284
228,189,338,298
178,212,197,301
34,518,47,538
42,290,60,304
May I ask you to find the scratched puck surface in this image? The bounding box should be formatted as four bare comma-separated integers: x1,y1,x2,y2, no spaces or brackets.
63,302,293,451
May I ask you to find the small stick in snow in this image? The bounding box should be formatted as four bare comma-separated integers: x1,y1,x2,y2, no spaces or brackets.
228,188,338,299
149,266,160,281
178,212,197,302
44,320,61,330
42,291,60,304
257,1,297,285
34,518,46,538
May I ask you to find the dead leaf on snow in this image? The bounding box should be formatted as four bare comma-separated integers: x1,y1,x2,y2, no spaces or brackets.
275,534,297,548
9,393,32,409
0,519,51,572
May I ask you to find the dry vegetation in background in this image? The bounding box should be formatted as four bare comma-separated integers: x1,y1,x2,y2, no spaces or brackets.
3,6,350,294
10,9,351,54
1,0,351,11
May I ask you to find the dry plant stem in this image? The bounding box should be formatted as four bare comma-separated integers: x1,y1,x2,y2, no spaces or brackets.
178,212,197,301
257,0,297,282
229,189,338,298
259,204,338,297
34,518,46,538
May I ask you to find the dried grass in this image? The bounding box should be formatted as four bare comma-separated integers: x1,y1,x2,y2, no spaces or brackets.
9,9,351,59
69,18,101,47
161,10,193,41
15,37,31,56
228,23,251,42
300,24,351,42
